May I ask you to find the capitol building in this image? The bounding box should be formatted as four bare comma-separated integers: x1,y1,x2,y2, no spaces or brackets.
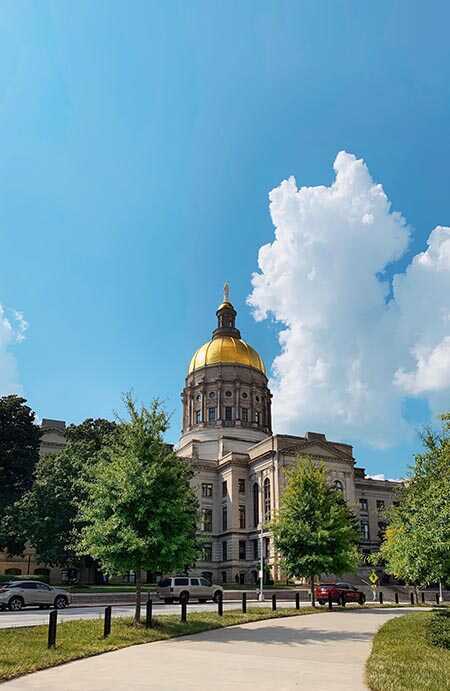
1,287,401,584
177,287,400,585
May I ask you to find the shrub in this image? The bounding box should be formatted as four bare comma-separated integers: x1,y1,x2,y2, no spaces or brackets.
428,608,450,650
0,574,49,584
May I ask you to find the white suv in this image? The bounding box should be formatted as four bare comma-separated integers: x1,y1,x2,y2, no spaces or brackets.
0,581,72,611
158,576,222,604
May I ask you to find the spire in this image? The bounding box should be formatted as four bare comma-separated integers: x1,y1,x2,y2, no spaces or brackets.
212,283,241,340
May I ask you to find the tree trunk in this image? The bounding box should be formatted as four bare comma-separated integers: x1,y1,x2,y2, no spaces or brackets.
134,569,142,626
413,584,419,605
310,575,316,607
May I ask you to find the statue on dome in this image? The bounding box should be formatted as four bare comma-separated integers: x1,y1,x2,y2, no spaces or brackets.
223,281,230,303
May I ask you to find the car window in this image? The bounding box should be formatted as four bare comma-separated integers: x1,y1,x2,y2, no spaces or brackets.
158,578,172,588
174,578,189,586
20,582,37,590
336,583,348,589
200,578,210,586
190,578,199,586
36,583,51,591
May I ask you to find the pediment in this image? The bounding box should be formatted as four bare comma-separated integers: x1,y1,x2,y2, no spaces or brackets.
280,439,352,461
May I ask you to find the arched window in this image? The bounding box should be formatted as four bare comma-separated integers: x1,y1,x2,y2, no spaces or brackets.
333,480,344,492
253,483,259,527
5,568,21,575
264,478,271,521
34,568,50,578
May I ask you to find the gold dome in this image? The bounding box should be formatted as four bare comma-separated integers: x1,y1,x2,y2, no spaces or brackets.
189,336,266,375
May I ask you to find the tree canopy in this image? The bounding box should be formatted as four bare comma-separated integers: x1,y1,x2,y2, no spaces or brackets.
377,413,450,587
0,395,41,552
17,418,116,567
78,396,200,624
271,456,360,604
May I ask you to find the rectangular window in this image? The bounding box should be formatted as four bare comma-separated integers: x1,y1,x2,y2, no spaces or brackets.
202,543,212,561
255,411,261,424
252,539,258,560
195,410,201,424
239,505,246,529
201,483,213,498
202,509,212,532
360,521,369,541
238,479,246,494
222,505,228,531
239,540,246,560
241,407,248,422
264,537,270,559
222,571,227,584
359,498,368,512
208,407,216,422
222,480,227,497
222,541,227,561
376,500,385,512
225,406,233,421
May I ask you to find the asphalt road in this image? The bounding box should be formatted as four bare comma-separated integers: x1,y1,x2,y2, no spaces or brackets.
0,599,311,629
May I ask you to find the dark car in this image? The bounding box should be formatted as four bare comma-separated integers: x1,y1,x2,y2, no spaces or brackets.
315,582,366,606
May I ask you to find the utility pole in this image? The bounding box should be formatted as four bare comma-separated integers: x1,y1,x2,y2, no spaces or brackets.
259,521,264,602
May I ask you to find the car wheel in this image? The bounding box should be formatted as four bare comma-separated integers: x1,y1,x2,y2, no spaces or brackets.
8,596,24,611
359,595,366,606
179,591,189,605
213,591,222,603
318,600,325,606
54,595,68,609
339,595,346,607
164,598,173,604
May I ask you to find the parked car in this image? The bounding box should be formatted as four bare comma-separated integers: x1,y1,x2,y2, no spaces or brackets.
0,581,72,611
315,582,366,606
158,576,222,604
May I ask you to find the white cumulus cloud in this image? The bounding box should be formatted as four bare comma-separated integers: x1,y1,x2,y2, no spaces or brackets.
248,151,450,448
0,304,27,395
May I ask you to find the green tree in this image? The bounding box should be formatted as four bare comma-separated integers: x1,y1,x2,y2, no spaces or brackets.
78,396,200,624
0,395,41,553
18,418,116,567
377,413,450,589
271,456,360,605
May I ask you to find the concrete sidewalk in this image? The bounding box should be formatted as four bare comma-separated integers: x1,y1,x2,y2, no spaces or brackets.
4,608,412,690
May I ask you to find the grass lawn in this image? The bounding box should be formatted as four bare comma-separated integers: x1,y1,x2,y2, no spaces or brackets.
366,611,450,691
0,606,317,682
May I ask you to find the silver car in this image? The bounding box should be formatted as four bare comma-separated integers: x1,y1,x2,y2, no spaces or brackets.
158,576,222,604
0,581,72,611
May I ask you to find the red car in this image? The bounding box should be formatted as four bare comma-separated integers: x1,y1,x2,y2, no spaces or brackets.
315,582,366,606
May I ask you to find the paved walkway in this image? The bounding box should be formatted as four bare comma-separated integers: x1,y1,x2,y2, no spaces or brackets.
4,608,413,690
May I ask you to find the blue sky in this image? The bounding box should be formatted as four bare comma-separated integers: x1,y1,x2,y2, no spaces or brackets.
1,1,449,478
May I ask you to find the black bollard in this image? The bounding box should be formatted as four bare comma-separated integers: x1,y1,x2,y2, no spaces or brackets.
379,591,383,605
103,606,112,639
181,599,187,623
217,591,223,617
410,592,414,605
295,592,300,610
242,592,247,614
47,609,58,649
421,592,425,604
436,592,440,605
272,594,277,611
146,597,153,629
395,592,399,605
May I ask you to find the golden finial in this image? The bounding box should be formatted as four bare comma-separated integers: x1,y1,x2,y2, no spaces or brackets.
223,281,230,303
